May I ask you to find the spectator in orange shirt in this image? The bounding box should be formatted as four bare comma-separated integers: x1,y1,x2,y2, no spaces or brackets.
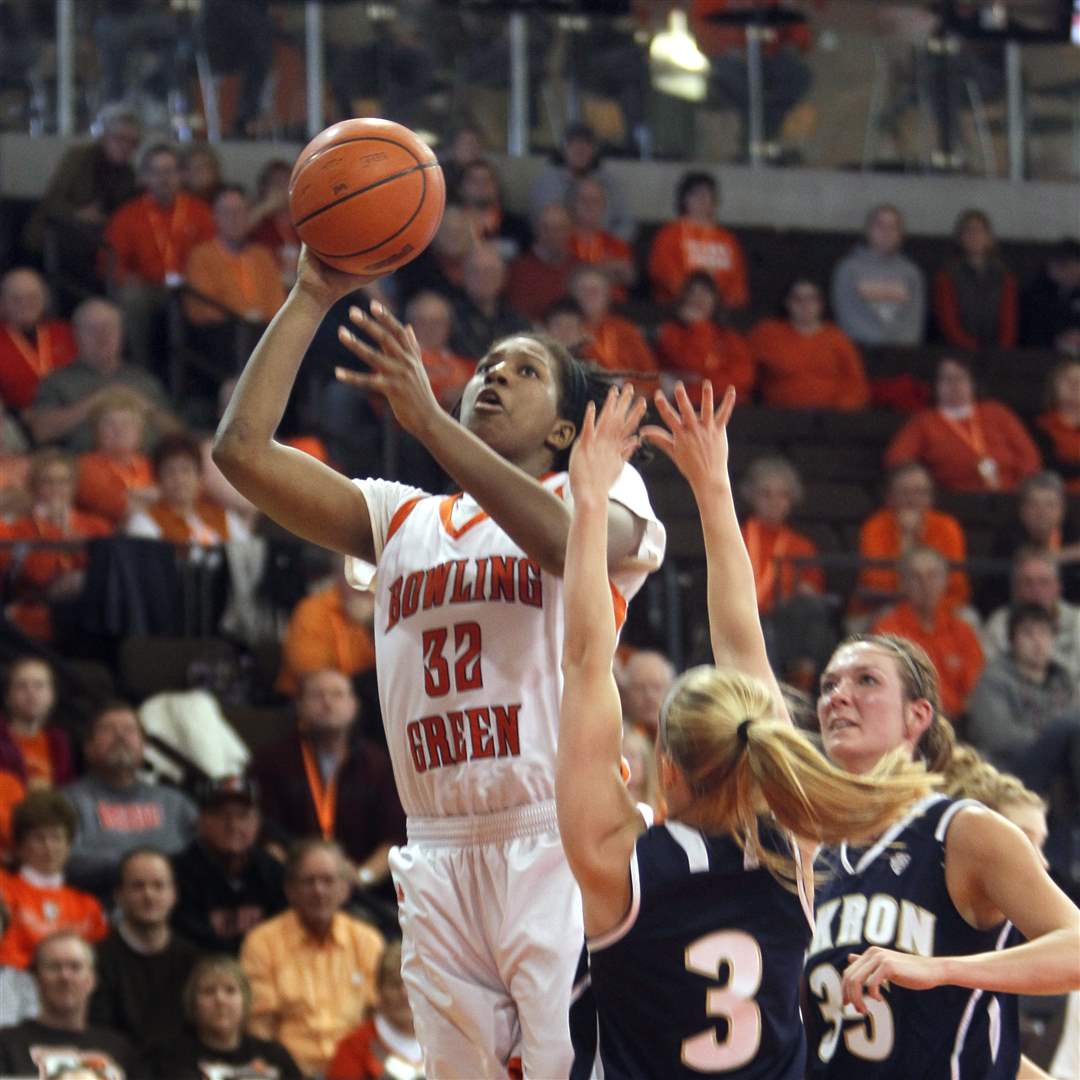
655,272,754,404
248,159,300,289
0,774,26,865
75,390,157,527
647,171,748,307
934,209,1018,351
749,278,870,410
0,269,76,412
0,657,74,790
1034,359,1080,493
856,462,970,615
505,204,578,323
885,356,1042,492
568,266,657,377
405,292,475,411
0,790,108,969
566,177,635,301
872,546,985,719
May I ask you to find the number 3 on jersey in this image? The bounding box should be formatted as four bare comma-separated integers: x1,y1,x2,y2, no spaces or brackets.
423,622,483,697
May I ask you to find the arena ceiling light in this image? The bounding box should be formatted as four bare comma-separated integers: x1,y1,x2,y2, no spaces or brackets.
649,9,710,102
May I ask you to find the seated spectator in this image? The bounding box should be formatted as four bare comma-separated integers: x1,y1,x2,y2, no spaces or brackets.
648,171,748,308
856,462,970,613
24,297,177,453
277,563,377,697
89,848,201,1050
0,656,74,789
240,839,384,1078
0,791,107,969
3,449,112,642
449,243,530,360
749,278,870,411
506,204,577,323
149,954,302,1079
1035,359,1080,493
655,272,754,404
0,268,76,411
103,143,217,368
884,355,1041,492
566,177,634,300
248,159,301,289
403,292,474,412
967,603,1076,772
983,550,1080,683
542,297,587,352
171,776,287,955
529,122,629,239
75,390,157,528
933,209,1018,350
872,546,985,719
568,266,657,376
0,898,37,1027
64,701,198,900
831,203,926,346
182,144,224,207
618,649,675,739
1020,238,1080,350
455,160,531,262
439,123,485,200
251,670,405,886
394,204,474,307
127,432,252,544
621,726,659,818
326,939,421,1080
0,931,140,1078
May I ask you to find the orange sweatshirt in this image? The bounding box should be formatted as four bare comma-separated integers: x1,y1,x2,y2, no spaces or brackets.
648,220,748,307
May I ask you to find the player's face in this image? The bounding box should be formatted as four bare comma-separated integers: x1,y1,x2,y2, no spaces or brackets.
818,644,923,775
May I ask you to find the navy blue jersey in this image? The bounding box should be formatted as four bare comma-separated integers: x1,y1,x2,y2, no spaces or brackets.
804,795,1018,1079
569,819,813,1079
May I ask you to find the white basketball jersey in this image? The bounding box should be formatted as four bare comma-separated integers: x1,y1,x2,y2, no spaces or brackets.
350,466,666,818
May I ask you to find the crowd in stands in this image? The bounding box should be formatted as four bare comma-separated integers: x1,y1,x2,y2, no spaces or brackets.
0,104,1079,1075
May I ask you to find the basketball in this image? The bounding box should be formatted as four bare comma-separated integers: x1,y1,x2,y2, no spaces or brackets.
288,118,445,276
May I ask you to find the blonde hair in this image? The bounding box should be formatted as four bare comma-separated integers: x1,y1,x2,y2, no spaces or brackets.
944,743,1047,814
92,388,148,427
660,666,936,887
183,955,252,1025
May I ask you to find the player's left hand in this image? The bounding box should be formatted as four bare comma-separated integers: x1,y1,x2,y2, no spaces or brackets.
568,384,645,503
842,947,944,1014
336,300,441,436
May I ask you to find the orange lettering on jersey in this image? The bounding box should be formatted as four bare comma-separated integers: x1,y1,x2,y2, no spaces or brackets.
489,555,515,600
407,722,427,772
493,704,520,756
518,560,542,607
402,571,423,618
474,557,488,597
450,559,474,603
448,710,468,760
421,714,455,767
468,707,495,759
386,577,403,631
422,562,452,609
399,703,524,773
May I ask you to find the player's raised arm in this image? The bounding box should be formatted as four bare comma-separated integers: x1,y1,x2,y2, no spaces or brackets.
557,386,648,936
212,249,381,561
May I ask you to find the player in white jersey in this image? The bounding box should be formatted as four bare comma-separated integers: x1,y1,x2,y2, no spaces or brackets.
213,248,666,1078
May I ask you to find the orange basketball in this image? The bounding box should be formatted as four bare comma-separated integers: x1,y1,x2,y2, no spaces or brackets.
289,118,445,276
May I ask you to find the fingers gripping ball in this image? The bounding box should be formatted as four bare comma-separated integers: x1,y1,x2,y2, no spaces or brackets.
289,118,446,275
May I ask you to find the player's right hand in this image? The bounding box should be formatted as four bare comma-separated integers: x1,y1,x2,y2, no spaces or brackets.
568,384,644,504
294,244,381,308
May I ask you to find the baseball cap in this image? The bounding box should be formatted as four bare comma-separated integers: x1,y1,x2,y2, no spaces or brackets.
197,774,259,809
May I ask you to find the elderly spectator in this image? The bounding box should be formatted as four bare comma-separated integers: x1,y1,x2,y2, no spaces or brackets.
240,839,384,1077
74,390,157,528
873,546,985,718
505,204,577,323
455,160,531,262
0,931,140,1078
449,243,530,360
1021,238,1080,350
0,898,37,1027
64,701,198,900
126,432,251,544
1035,359,1080,493
277,564,377,698
24,297,176,452
648,172,748,308
655,271,754,405
326,939,421,1080
0,656,74,789
0,268,77,411
0,791,107,969
968,603,1077,770
749,278,870,410
403,292,474,412
2,449,112,642
566,177,635,300
855,462,970,613
569,266,657,377
251,671,405,887
149,954,302,1079
983,550,1080,683
619,649,675,739
182,145,224,207
89,848,201,1049
885,355,1041,492
171,776,286,955
831,204,926,346
934,209,1018,350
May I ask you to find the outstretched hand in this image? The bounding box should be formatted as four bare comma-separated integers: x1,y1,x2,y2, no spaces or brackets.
335,300,442,437
295,245,381,309
842,948,944,1014
568,384,645,504
641,381,736,495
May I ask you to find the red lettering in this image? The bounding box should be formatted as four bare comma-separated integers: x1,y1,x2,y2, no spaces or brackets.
96,802,164,831
493,703,521,757
422,562,452,610
422,715,455,767
402,571,423,618
473,557,488,598
454,622,483,690
518,560,542,608
450,559,473,603
386,576,403,631
448,710,467,761
467,707,494,758
422,628,451,697
489,556,515,601
406,722,427,772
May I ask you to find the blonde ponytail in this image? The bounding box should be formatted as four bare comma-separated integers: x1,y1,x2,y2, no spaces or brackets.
943,742,1046,813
